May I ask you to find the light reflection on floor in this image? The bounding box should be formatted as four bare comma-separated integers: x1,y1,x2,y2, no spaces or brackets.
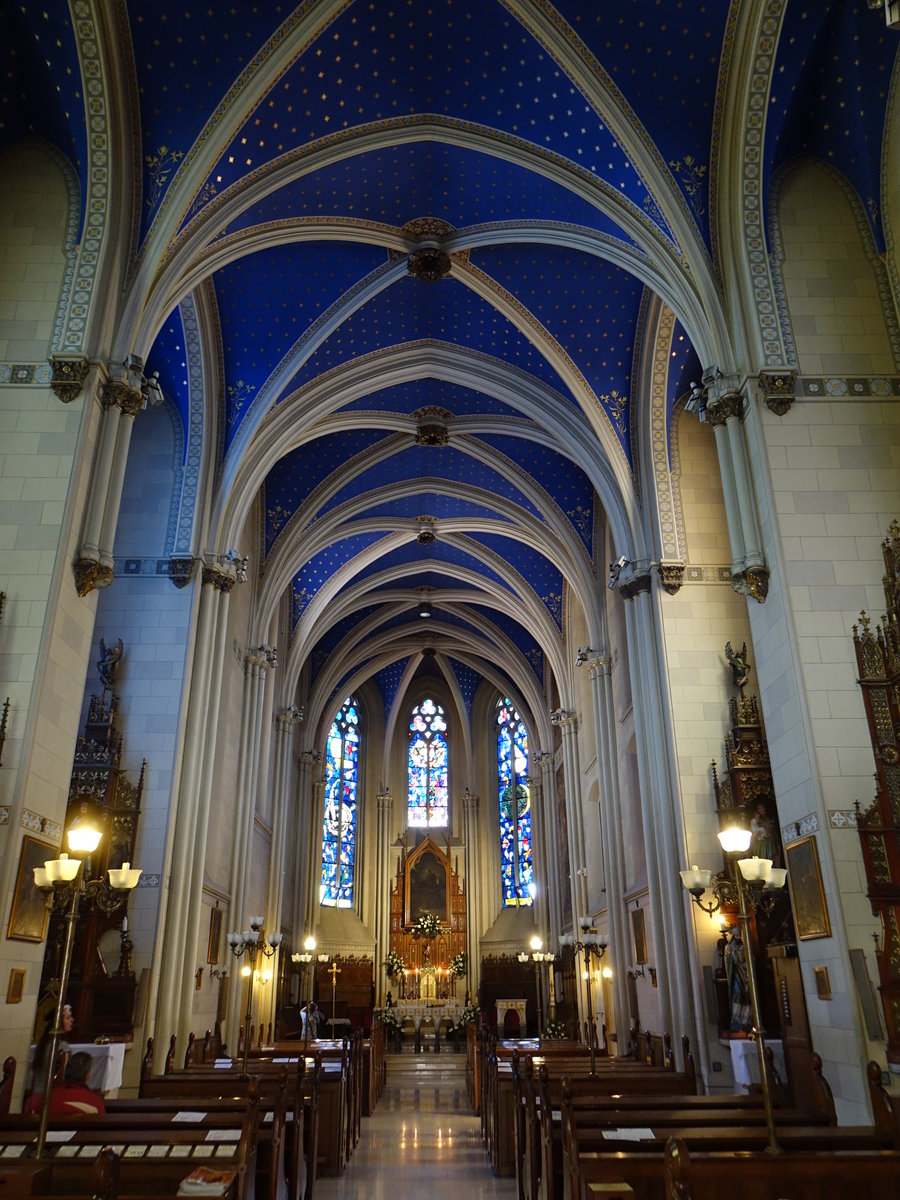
314,1055,517,1198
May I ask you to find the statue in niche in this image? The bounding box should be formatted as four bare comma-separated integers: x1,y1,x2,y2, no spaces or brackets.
97,638,124,692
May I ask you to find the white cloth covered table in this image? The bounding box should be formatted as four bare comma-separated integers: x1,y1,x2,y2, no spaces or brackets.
728,1038,785,1091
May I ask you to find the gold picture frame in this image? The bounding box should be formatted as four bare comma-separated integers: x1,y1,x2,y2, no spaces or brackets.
207,905,222,965
786,835,831,941
7,835,53,942
6,968,25,1004
631,907,647,965
813,966,832,1001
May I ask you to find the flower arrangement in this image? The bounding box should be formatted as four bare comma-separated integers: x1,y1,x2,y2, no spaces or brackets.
411,912,442,939
450,951,468,978
380,1008,401,1029
456,1004,480,1031
543,1019,567,1040
384,950,405,977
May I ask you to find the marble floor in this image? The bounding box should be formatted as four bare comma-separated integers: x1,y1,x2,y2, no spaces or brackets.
315,1053,516,1199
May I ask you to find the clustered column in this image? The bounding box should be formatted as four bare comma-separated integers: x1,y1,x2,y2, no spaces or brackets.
225,644,277,1044
618,567,705,1073
151,563,237,1067
374,790,393,1003
584,653,631,1041
462,789,480,1000
291,749,322,950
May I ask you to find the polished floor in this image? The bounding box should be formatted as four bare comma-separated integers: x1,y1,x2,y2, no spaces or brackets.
315,1052,516,1199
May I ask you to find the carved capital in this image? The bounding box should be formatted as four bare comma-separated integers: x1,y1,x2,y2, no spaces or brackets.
101,376,144,417
201,565,235,593
73,558,114,597
758,368,796,416
300,749,322,766
618,570,653,601
658,561,685,596
408,247,452,281
731,565,769,603
705,390,744,426
167,557,195,588
50,355,90,403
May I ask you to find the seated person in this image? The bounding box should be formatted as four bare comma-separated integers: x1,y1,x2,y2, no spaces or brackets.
25,1051,106,1116
28,1003,74,1098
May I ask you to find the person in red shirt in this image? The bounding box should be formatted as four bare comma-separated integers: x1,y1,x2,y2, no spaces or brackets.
25,1051,105,1116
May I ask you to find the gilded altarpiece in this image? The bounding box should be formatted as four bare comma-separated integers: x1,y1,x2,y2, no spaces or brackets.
389,838,466,971
854,520,900,1066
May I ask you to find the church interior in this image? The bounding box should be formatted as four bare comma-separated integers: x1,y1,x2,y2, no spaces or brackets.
2,1,900,1179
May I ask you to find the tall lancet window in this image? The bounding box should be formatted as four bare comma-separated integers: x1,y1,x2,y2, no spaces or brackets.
320,697,359,908
498,698,533,906
408,698,449,827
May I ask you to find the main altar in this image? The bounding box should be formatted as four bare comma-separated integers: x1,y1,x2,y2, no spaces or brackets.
387,836,466,1006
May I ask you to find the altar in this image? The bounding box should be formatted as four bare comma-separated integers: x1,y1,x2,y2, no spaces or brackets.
392,1002,461,1031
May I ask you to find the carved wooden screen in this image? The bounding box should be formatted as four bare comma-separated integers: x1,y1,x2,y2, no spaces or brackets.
389,837,466,972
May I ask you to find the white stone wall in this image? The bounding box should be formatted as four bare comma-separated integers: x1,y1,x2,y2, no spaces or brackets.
740,159,900,1119
0,143,100,1087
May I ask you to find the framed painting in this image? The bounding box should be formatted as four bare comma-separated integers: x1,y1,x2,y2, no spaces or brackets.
786,835,831,941
207,905,222,964
405,839,450,925
631,907,647,965
7,835,53,942
6,968,25,1004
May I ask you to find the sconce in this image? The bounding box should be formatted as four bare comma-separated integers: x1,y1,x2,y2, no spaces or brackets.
210,966,228,981
195,966,204,990
627,964,646,981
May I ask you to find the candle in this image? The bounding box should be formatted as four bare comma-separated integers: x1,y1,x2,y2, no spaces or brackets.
122,916,128,933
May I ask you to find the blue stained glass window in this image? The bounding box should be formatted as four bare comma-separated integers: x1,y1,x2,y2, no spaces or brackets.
498,698,533,906
320,698,359,907
408,698,448,828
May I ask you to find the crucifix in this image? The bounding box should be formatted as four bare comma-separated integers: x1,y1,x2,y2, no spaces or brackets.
329,959,341,1034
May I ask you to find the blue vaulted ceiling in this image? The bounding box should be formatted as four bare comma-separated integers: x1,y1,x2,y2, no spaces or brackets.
3,1,895,730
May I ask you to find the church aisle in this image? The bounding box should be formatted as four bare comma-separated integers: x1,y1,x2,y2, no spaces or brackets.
315,1052,517,1198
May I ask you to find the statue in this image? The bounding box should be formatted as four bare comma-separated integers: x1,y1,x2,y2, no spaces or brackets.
724,640,750,693
97,638,124,691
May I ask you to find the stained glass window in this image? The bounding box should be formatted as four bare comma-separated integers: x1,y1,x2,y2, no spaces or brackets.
497,698,533,906
320,698,359,908
407,698,448,827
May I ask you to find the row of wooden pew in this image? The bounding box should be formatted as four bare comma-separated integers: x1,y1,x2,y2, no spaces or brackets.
473,1024,900,1200
0,1022,385,1199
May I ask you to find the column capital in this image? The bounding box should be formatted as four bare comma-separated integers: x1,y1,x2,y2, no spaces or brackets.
246,643,278,670
377,791,393,810
300,749,322,766
463,788,479,810
705,389,744,426
617,569,652,601
73,558,114,597
276,705,303,727
536,751,554,766
201,564,236,593
731,564,770,603
101,374,144,418
585,655,611,679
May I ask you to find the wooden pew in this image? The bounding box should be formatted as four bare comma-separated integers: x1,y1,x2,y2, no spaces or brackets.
0,1057,16,1116
493,1039,697,1179
139,1058,313,1200
662,1135,900,1200
0,1096,259,1200
560,1099,899,1200
241,1042,350,1179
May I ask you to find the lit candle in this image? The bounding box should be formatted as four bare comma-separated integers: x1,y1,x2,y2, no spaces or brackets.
122,916,128,933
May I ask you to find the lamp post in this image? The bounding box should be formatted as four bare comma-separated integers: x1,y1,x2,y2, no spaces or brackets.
291,935,316,1049
328,959,341,1034
32,809,141,1157
680,823,788,1155
227,916,282,1077
518,935,550,1039
569,924,608,1075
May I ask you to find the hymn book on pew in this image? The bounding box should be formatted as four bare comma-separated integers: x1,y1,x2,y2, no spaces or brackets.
177,1166,237,1195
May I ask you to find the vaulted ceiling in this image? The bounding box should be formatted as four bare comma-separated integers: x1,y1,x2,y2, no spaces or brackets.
3,1,896,729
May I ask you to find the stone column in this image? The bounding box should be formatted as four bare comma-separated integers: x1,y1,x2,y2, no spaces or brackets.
151,564,236,1067
306,773,326,922
292,750,322,944
585,654,631,1044
462,789,480,1000
705,382,768,602
536,751,562,951
259,708,301,1033
74,364,144,596
619,567,705,1074
374,790,393,1004
225,645,277,1042
555,711,587,934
